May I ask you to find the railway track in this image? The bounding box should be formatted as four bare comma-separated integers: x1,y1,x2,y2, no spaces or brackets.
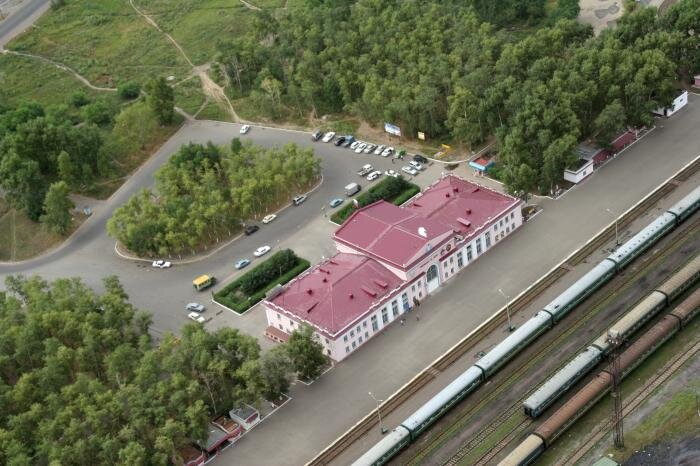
307,157,699,466
557,340,700,466
403,217,699,466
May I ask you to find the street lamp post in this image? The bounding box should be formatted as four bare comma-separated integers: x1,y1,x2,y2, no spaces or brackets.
606,208,619,246
368,392,388,434
498,288,515,332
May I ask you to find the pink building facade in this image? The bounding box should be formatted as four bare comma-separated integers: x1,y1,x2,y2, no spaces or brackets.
263,174,523,362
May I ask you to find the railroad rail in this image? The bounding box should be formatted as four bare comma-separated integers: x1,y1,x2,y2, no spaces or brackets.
307,156,699,466
408,220,697,466
557,340,700,466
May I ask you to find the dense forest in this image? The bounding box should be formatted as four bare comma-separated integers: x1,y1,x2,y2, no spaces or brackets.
219,0,698,194
107,140,320,257
0,275,325,465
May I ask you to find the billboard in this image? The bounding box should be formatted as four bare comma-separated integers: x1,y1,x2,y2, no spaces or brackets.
384,122,401,137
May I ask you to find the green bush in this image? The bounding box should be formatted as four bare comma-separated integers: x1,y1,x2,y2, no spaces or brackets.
70,91,90,108
214,250,310,314
330,176,420,224
117,81,141,100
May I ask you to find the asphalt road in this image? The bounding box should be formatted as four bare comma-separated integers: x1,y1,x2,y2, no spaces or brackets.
0,121,422,336
0,0,49,48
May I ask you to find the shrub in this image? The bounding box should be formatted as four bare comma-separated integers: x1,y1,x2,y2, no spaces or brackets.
330,176,420,224
214,250,310,314
70,91,90,108
117,81,141,100
82,99,114,126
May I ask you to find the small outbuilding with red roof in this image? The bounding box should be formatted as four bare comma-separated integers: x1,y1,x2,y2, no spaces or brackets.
264,174,523,362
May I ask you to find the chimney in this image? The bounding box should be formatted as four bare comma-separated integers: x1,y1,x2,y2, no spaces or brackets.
465,208,471,215
348,293,354,299
306,288,313,295
322,277,327,283
445,193,450,198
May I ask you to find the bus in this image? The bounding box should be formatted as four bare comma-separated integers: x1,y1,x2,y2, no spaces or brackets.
193,275,215,291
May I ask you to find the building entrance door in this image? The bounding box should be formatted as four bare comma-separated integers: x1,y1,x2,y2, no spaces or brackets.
426,264,440,293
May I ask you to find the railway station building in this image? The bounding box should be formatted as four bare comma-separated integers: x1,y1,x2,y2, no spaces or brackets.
263,174,523,361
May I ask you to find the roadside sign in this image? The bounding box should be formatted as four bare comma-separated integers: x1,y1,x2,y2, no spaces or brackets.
417,131,426,140
384,122,401,137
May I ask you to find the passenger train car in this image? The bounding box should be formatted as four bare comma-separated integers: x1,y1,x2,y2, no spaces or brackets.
352,186,700,466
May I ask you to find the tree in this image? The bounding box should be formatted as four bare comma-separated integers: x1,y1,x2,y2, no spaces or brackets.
146,77,175,125
82,99,114,126
286,325,327,381
117,81,141,100
230,137,242,154
57,151,78,188
593,100,626,147
0,150,45,220
70,90,90,108
259,346,293,400
109,102,158,154
41,181,74,234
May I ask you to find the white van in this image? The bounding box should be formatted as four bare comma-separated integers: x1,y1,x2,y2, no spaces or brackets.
344,183,361,196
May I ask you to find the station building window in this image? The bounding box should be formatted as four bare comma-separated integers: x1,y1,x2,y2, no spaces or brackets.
466,245,473,261
350,330,354,338
381,308,389,324
371,315,379,331
344,334,348,342
457,252,464,267
485,232,491,248
346,347,350,353
352,341,356,349
476,238,482,254
365,331,369,339
391,300,399,317
401,293,409,311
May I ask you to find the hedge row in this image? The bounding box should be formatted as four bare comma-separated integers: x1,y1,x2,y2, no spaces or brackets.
331,176,420,224
214,250,310,314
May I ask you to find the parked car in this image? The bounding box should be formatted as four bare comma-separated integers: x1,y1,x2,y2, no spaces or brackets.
262,214,277,224
188,312,206,324
254,245,271,257
374,144,386,155
343,136,355,147
357,164,373,176
402,165,418,176
334,136,346,146
235,259,251,270
244,225,259,235
152,259,172,268
330,198,344,208
350,141,362,151
355,143,367,153
409,160,424,171
384,169,399,178
363,143,376,154
366,170,382,181
186,302,206,313
381,147,394,157
240,124,251,134
292,195,307,206
311,130,323,141
322,131,336,143
413,154,428,164
345,182,361,196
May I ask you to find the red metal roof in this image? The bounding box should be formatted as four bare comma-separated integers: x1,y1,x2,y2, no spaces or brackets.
268,253,403,335
406,175,519,238
333,200,453,268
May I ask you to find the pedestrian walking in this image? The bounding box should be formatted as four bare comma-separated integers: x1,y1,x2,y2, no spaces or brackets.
400,318,405,326
416,314,420,321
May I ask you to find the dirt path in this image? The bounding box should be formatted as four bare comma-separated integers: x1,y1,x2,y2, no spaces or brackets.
2,49,117,91
239,0,261,11
129,0,240,122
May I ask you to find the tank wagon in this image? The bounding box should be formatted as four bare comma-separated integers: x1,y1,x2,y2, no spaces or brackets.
523,255,700,417
499,287,700,466
352,187,700,466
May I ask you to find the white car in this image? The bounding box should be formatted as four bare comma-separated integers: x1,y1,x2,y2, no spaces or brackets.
354,143,367,153
152,260,172,268
240,124,250,134
402,166,418,176
409,161,424,171
254,245,271,257
384,169,399,178
381,147,394,157
363,143,376,154
350,141,361,150
322,131,336,143
262,214,277,224
366,170,382,181
188,312,206,324
374,144,386,155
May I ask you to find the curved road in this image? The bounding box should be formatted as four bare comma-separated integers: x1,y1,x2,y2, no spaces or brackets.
0,120,409,335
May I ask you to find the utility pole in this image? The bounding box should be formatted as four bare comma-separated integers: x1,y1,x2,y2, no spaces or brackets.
498,288,515,332
368,392,388,434
607,329,624,449
606,208,620,246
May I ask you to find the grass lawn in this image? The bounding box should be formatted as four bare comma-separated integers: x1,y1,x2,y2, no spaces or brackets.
173,76,207,115
8,0,191,87
0,198,87,262
0,54,120,109
196,100,232,121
